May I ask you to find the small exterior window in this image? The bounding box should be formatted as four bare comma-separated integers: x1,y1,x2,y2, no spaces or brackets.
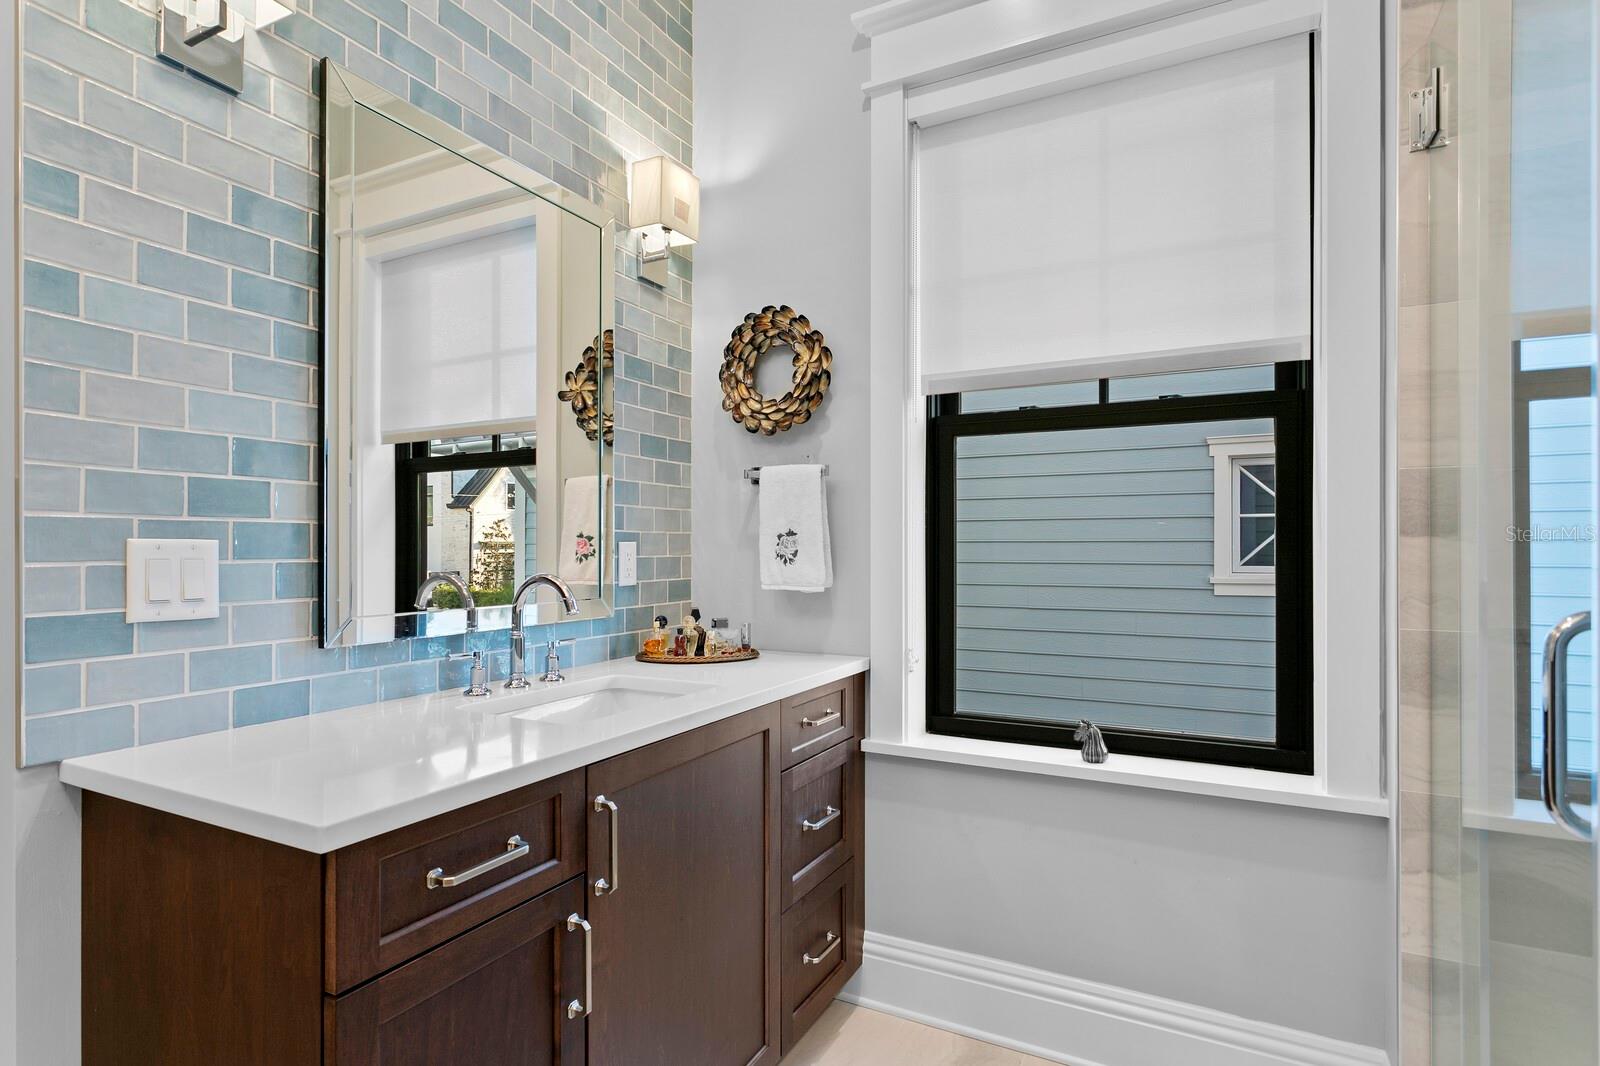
506,480,517,510
1208,434,1276,596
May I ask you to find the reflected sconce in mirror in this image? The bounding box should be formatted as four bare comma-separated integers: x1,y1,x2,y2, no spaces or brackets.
154,0,295,93
629,156,699,287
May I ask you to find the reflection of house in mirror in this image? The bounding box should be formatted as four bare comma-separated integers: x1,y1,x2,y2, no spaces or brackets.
425,465,538,605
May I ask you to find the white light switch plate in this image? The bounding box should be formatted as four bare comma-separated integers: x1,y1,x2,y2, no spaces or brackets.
618,540,638,586
126,539,220,622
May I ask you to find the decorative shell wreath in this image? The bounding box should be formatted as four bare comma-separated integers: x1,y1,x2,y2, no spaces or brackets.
558,330,615,445
719,305,832,435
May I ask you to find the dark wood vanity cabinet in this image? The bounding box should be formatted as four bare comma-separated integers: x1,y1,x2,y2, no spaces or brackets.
80,674,865,1066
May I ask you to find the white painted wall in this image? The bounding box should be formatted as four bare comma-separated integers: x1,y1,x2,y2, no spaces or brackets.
689,0,871,656
693,0,1392,1051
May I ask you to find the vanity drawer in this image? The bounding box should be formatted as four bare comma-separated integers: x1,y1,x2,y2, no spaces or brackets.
781,860,860,1052
781,738,860,910
325,769,586,993
779,676,858,769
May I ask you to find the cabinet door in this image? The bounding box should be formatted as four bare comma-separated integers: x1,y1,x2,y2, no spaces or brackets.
326,877,588,1066
586,706,782,1066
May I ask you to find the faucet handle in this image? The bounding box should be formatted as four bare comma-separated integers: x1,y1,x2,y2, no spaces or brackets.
448,650,491,697
541,639,576,683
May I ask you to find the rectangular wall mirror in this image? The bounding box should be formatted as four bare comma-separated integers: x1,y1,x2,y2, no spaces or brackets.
321,62,616,648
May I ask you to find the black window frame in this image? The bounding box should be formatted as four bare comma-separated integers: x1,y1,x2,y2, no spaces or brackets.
1512,346,1594,805
925,361,1314,773
393,435,536,616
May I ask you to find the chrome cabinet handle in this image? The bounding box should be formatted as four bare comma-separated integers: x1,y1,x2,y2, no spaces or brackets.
593,795,619,896
565,914,593,1018
802,806,841,832
426,834,529,890
800,707,841,728
1542,611,1593,840
802,931,840,966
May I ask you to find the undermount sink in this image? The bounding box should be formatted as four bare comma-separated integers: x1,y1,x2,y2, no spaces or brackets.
499,675,713,726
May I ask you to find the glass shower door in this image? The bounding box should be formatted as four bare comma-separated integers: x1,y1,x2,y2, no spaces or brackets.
1400,0,1599,1061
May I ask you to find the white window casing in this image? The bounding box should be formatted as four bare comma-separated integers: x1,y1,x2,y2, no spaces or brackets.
1209,433,1277,596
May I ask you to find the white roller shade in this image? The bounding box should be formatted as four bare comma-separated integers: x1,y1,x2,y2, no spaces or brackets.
377,223,537,442
916,35,1312,394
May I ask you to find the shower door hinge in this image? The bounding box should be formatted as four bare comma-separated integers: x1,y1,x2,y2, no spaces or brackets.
1409,67,1447,152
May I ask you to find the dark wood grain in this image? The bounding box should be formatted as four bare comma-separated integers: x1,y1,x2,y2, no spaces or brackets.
325,768,585,992
82,793,324,1066
778,677,857,769
780,738,859,910
780,859,860,1054
326,876,586,1066
586,705,783,1066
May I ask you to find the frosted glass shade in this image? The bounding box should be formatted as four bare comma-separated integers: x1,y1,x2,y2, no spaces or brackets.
630,155,700,246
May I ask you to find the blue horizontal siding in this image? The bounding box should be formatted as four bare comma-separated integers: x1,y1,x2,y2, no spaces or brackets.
954,409,1275,740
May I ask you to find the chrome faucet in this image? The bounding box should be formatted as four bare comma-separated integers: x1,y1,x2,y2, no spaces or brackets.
506,573,581,689
415,571,477,632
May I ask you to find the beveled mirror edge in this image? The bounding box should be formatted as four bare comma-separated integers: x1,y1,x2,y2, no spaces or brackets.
317,59,618,649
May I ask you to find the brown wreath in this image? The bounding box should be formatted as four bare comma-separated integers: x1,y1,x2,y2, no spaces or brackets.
558,329,614,445
719,305,832,435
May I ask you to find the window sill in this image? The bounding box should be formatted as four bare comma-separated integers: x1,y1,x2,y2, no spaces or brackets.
1463,799,1597,840
862,734,1390,818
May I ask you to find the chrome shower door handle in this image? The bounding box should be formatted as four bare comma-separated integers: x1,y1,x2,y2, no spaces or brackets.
1541,610,1593,840
565,914,592,1018
593,795,619,895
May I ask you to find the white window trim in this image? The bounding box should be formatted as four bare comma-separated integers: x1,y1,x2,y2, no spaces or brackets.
1208,433,1277,597
861,0,1389,813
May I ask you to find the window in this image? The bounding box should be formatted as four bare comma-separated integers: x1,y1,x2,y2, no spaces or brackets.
926,362,1313,772
394,432,536,611
1514,334,1595,805
1208,435,1276,595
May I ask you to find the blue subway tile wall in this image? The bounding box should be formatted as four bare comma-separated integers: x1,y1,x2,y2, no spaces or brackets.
19,0,695,763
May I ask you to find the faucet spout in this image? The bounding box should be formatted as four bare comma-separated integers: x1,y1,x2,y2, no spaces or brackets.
414,571,478,632
506,573,581,689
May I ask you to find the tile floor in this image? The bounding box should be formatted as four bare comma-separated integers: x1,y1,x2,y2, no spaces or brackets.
784,1002,1058,1065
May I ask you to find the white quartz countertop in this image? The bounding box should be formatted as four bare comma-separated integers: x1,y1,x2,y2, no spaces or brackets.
59,651,869,853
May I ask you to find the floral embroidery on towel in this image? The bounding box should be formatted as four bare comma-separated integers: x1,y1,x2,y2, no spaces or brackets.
775,528,800,566
573,531,596,564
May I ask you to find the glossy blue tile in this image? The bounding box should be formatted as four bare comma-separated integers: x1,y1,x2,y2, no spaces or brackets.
24,260,79,314
23,311,132,373
232,680,310,727
85,469,184,515
379,660,437,701
84,565,125,609
274,561,318,598
232,522,310,560
188,477,271,517
219,562,275,602
23,157,80,216
138,427,229,474
24,663,81,715
25,611,134,663
86,653,184,704
24,516,134,562
232,438,309,480
137,611,230,652
138,692,230,744
188,303,271,355
187,213,271,271
231,186,308,244
232,271,309,321
26,706,135,763
312,670,380,713
24,360,80,414
189,644,273,690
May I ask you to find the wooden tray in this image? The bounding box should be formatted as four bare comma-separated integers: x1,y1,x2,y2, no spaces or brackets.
635,648,760,665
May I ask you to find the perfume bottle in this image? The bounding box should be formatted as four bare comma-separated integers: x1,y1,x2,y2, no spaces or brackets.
672,627,687,656
739,622,752,651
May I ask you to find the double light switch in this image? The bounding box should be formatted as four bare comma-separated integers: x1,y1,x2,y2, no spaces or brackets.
125,539,220,622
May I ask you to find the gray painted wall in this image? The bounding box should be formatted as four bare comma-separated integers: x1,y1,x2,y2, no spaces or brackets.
688,0,869,657
693,0,1391,1048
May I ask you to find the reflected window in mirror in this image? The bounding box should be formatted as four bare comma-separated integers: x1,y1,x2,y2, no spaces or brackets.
395,433,538,612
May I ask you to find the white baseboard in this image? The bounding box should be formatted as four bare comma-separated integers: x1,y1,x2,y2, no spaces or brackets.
839,931,1391,1066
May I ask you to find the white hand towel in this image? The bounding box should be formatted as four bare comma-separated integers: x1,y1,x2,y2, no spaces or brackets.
759,465,832,593
558,475,609,584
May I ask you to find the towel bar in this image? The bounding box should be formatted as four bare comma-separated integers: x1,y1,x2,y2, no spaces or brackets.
743,466,829,484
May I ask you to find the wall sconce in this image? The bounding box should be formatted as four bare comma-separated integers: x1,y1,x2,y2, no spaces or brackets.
156,0,294,93
629,156,699,288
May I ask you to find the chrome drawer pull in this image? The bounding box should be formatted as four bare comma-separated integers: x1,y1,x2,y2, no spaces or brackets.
802,806,841,832
565,914,593,1018
802,931,840,966
799,707,840,729
594,795,619,896
426,834,529,890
